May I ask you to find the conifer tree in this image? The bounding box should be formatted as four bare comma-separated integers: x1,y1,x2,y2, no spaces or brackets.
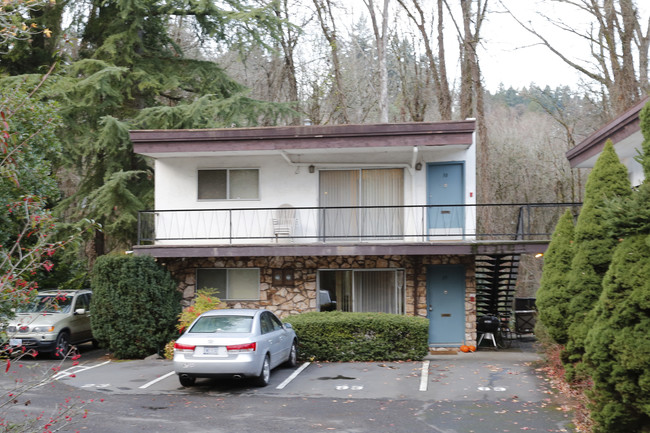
535,209,575,344
563,141,631,370
0,0,294,259
583,181,650,433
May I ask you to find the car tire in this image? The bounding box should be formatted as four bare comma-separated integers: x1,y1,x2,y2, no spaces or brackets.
285,341,298,368
254,355,271,387
179,374,196,387
52,331,70,359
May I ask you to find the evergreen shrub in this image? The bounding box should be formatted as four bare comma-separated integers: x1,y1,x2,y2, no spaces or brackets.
535,209,575,344
583,182,650,432
284,311,429,362
563,141,631,366
91,254,181,359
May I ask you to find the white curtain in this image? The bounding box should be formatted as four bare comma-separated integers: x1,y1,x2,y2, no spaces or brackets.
320,169,403,240
354,271,398,313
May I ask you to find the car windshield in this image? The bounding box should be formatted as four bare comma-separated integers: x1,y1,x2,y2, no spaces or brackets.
16,295,73,314
189,315,253,334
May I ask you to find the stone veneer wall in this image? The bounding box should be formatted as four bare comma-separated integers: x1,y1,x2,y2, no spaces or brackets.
159,254,476,348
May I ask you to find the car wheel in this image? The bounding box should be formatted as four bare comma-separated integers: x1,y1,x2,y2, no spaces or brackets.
179,374,196,387
91,339,100,349
254,355,271,387
285,341,298,368
51,332,70,359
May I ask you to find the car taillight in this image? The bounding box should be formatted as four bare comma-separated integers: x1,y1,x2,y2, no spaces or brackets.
173,342,196,352
226,342,256,353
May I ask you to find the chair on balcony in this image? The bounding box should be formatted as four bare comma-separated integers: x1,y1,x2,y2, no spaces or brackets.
273,204,296,242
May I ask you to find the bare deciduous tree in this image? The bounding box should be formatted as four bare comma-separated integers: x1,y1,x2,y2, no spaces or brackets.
396,0,453,120
312,0,350,123
363,0,391,122
500,0,650,116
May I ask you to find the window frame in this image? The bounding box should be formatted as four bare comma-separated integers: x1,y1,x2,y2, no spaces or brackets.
197,168,260,201
196,268,261,301
316,269,405,314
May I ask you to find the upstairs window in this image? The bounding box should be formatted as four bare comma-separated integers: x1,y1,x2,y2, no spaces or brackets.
198,169,259,200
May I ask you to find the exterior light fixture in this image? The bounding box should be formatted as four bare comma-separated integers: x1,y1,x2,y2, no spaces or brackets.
535,253,544,258
308,165,315,173
415,162,422,171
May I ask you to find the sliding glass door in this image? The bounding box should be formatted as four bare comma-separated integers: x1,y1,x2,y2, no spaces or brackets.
319,168,403,241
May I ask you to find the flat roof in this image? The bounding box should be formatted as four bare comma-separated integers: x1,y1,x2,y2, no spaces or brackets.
130,121,476,158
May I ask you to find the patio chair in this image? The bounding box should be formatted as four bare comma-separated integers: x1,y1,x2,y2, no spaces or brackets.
273,204,296,241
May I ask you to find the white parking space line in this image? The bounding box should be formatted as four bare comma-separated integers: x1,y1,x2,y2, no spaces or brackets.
419,360,430,392
34,360,112,387
53,360,112,380
139,371,176,389
276,362,311,390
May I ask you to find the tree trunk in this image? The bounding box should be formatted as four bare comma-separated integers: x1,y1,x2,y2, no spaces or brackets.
365,0,391,122
313,0,350,124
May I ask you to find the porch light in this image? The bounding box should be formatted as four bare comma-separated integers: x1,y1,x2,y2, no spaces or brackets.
309,165,315,173
535,253,544,258
415,162,422,171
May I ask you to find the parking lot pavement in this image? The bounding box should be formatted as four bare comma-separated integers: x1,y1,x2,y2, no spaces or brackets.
54,338,552,404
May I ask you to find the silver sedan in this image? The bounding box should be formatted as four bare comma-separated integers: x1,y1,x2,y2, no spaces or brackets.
173,309,298,387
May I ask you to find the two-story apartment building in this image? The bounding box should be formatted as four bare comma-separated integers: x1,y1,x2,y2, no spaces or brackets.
131,121,549,351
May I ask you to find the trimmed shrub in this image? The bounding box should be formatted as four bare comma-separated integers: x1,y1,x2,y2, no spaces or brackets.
91,254,181,359
536,209,575,344
563,141,631,366
284,311,429,362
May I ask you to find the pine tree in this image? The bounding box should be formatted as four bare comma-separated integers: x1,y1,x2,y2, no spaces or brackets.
563,141,631,371
535,209,575,344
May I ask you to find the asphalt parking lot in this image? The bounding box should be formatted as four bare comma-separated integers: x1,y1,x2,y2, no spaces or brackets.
1,339,575,433
46,338,551,404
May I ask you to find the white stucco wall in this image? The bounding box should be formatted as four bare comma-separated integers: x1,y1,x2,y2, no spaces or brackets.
151,143,476,244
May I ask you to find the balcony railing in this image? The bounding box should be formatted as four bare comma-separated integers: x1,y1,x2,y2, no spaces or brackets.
137,203,581,246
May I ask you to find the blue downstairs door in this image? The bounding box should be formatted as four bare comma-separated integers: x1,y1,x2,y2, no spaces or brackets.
426,265,466,346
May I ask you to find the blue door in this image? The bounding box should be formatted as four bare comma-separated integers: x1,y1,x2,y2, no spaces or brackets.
427,163,464,238
426,265,466,346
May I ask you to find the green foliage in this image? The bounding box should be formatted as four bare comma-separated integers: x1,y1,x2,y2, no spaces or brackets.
640,102,650,179
90,254,181,359
0,0,296,260
536,210,575,344
583,231,650,432
163,290,221,359
283,311,429,362
0,88,62,247
564,141,631,364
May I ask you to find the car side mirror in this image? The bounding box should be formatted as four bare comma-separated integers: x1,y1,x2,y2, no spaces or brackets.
284,323,293,329
74,308,86,315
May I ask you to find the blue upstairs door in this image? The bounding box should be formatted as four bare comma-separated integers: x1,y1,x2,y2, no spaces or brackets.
426,265,466,346
427,162,464,238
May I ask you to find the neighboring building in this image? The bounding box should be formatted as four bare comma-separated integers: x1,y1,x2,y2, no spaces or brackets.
130,121,549,351
567,97,649,186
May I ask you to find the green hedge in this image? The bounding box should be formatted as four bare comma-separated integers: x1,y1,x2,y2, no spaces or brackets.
91,254,181,359
284,311,429,362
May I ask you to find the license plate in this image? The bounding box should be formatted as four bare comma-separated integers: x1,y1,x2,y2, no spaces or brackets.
9,339,22,347
202,346,226,356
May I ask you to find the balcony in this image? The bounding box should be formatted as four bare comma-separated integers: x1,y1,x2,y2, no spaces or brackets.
135,203,580,258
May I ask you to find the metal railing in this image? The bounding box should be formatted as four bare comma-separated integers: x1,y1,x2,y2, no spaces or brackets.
137,203,581,245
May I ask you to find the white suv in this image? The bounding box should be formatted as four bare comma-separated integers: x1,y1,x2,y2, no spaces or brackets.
5,290,94,358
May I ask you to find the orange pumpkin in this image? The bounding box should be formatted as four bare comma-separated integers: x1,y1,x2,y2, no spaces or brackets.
459,345,470,353
468,345,476,352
